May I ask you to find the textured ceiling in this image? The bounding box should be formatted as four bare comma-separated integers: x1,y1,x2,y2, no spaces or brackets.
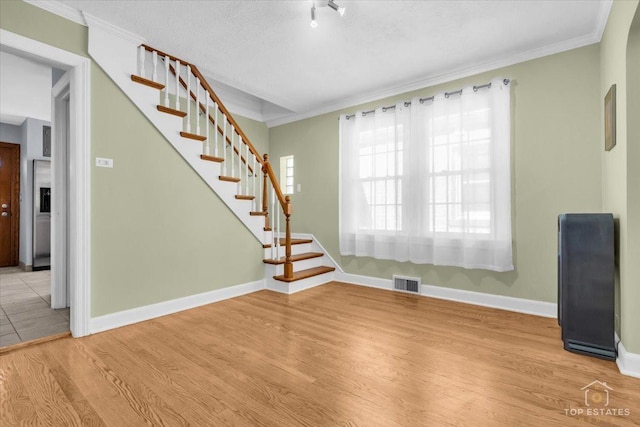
57,0,610,125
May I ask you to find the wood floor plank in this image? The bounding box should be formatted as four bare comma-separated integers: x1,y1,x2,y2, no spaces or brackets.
1,281,639,426
40,348,107,426
47,338,158,426
15,350,84,426
0,359,40,425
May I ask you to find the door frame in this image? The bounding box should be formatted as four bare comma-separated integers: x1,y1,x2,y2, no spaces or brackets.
51,75,70,309
0,29,91,337
0,141,20,267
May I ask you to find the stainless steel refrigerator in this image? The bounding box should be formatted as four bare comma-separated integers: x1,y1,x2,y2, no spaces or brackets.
33,160,51,270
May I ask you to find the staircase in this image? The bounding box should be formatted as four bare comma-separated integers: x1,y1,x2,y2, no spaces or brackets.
122,43,334,292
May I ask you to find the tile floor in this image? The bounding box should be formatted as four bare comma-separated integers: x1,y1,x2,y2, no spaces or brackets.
0,267,69,347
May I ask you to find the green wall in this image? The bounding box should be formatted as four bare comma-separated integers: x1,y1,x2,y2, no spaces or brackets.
270,44,603,304
600,0,640,353
235,115,269,158
1,1,267,317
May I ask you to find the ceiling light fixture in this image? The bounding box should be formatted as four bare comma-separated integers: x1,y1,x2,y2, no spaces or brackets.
310,1,345,28
310,5,318,28
328,0,346,17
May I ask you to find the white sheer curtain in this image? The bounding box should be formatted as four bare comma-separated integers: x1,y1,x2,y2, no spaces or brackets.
339,78,513,272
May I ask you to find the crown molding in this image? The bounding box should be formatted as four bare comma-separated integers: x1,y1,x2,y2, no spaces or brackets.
23,0,86,26
23,1,146,45
266,32,602,128
82,12,145,45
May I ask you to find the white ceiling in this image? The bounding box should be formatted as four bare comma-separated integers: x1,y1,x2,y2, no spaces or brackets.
0,51,52,125
48,0,611,126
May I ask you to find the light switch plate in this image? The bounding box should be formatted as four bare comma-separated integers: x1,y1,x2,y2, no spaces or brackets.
297,184,302,192
96,157,113,168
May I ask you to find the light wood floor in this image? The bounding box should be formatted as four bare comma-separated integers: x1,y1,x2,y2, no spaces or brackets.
1,282,638,426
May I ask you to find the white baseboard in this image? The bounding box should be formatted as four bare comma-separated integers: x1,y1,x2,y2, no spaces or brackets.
616,334,640,379
90,279,265,334
336,272,557,318
337,272,393,291
420,283,557,318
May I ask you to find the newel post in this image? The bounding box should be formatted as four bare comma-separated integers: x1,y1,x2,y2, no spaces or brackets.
284,196,293,279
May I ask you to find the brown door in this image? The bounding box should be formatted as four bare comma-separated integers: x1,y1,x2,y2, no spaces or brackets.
0,142,20,267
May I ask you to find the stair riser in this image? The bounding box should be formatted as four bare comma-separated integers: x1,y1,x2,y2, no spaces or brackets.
271,256,325,275
263,243,312,258
266,271,335,294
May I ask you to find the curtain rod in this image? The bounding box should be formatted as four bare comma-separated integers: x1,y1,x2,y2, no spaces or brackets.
344,78,510,120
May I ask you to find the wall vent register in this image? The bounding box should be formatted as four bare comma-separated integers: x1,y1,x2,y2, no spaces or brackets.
393,275,421,294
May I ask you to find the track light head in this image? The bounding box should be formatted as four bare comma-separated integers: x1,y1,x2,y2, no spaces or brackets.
328,0,345,16
310,5,318,28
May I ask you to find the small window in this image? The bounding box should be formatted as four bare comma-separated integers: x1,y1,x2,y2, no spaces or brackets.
280,155,294,195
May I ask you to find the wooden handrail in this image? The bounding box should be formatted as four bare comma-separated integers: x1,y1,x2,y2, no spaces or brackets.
167,63,255,174
142,44,263,165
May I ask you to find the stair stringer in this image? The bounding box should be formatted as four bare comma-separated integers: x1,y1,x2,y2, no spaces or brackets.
84,15,267,244
265,233,343,294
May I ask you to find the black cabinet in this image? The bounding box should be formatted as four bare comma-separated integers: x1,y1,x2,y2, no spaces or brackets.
558,214,615,360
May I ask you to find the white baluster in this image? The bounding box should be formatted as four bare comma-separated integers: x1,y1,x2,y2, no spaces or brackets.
195,78,201,136
214,104,219,157
230,126,235,178
138,46,145,77
275,189,281,259
204,97,210,155
186,65,191,133
222,117,227,176
175,60,181,111
238,136,242,184
164,55,169,106
152,51,158,82
271,188,276,259
252,154,257,211
244,144,249,196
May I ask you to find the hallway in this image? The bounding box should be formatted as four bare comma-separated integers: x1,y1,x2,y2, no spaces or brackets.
0,267,69,347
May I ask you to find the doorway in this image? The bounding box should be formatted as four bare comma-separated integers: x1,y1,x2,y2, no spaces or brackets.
0,142,20,267
1,29,91,338
0,67,72,346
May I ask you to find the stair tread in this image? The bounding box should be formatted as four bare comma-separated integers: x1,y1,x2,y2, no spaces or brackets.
157,105,186,118
180,131,207,141
273,266,336,283
264,252,324,265
263,238,312,249
200,154,224,163
219,176,241,183
236,195,255,200
250,211,267,216
131,75,164,90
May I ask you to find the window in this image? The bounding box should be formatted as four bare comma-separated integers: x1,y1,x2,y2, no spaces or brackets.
358,125,403,231
339,78,513,272
428,106,492,234
280,155,294,195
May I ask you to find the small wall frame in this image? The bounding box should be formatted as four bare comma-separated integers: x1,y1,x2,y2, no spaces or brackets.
604,84,616,151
